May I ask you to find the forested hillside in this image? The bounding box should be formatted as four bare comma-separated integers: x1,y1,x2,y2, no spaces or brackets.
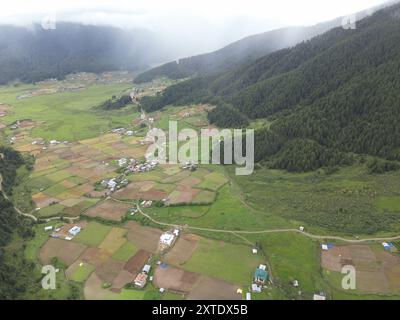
133,3,388,84
134,21,342,84
0,147,36,299
139,3,400,172
0,23,169,85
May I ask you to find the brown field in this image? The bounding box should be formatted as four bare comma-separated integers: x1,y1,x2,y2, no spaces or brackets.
124,249,152,274
84,199,131,221
61,200,97,217
84,273,109,300
127,190,167,200
113,182,168,201
59,197,85,207
96,258,125,284
322,245,400,293
16,144,43,153
154,265,201,293
168,186,200,205
111,270,135,290
165,234,200,266
39,238,87,266
98,227,127,254
125,221,162,253
187,277,242,300
32,193,60,208
178,176,201,187
154,265,241,300
79,247,111,267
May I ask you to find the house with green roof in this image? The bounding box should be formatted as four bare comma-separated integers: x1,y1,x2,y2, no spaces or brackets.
254,266,269,285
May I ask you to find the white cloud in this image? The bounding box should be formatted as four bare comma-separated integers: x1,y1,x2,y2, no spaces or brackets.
0,0,391,55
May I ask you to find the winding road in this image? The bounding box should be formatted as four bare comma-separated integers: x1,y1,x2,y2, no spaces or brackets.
0,174,38,221
109,196,400,244
3,165,400,244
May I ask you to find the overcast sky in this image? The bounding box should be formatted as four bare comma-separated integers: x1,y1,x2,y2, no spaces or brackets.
0,0,391,55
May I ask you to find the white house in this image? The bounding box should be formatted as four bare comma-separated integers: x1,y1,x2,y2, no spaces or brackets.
160,233,175,246
251,284,262,293
108,179,117,189
142,264,151,274
118,158,127,167
68,226,81,236
44,226,53,231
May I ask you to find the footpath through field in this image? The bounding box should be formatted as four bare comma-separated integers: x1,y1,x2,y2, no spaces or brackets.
114,197,400,244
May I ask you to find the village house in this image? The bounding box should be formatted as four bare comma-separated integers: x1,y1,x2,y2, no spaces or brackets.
118,158,127,167
313,293,326,300
251,284,262,293
142,264,151,274
133,273,148,289
160,232,175,247
253,265,269,285
68,226,81,236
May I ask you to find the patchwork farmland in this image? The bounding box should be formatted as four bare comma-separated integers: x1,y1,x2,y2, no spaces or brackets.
3,73,400,301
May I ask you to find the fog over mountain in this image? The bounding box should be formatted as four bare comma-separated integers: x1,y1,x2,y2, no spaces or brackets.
0,0,393,84
0,0,389,57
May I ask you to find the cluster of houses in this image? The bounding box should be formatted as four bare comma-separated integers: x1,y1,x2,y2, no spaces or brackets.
47,224,82,241
140,200,153,208
181,161,198,172
9,120,21,130
110,127,135,136
125,159,158,174
49,139,69,146
31,139,45,146
100,176,129,193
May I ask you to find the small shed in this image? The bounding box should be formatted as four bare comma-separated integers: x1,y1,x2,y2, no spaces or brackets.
142,264,151,274
251,284,262,293
313,294,326,300
68,226,81,236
